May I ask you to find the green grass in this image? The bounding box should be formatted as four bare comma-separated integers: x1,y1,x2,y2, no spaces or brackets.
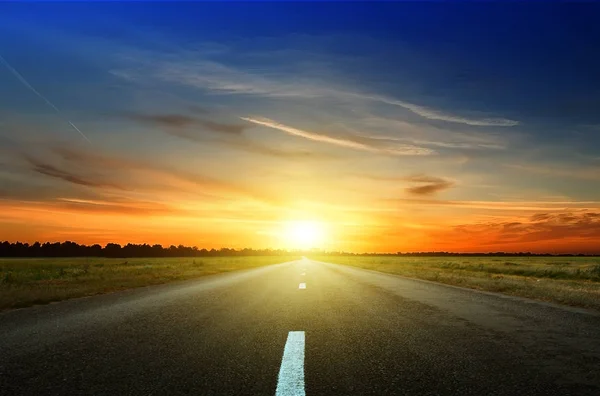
310,256,600,311
0,256,297,311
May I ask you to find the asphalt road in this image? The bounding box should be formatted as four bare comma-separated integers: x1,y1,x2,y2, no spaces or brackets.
1,258,600,395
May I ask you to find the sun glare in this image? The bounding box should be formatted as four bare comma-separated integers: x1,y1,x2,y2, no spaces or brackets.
282,220,326,250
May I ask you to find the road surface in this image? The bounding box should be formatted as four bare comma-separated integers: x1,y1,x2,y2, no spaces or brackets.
1,258,599,395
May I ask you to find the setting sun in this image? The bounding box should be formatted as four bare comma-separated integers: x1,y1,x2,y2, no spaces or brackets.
282,220,326,250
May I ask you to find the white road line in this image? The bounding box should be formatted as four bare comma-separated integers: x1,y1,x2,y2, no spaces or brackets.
276,331,305,396
301,272,306,276
298,283,306,289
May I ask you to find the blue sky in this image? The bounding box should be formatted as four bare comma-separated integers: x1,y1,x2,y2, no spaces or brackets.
1,2,600,252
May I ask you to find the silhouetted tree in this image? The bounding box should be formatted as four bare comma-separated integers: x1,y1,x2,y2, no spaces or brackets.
0,241,594,258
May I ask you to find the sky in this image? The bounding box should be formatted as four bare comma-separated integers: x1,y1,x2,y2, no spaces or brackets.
1,2,600,253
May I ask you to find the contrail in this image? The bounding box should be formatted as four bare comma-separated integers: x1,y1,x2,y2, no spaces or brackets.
0,53,91,143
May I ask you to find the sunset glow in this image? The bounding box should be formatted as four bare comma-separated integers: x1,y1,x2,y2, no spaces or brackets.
1,3,600,254
281,220,327,250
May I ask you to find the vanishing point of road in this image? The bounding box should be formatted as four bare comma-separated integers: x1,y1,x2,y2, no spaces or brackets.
1,258,599,395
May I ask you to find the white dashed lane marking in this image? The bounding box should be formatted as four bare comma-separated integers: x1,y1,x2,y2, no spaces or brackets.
299,283,306,289
275,331,306,396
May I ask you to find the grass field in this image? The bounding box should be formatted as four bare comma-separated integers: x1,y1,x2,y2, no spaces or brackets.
310,255,600,311
0,256,298,311
3,255,600,312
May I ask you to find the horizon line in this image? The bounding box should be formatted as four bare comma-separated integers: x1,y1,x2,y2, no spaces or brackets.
1,240,599,256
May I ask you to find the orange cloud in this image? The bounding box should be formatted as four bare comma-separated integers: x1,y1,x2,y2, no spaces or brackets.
421,211,600,253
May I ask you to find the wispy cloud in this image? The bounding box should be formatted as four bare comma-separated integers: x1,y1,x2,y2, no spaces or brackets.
124,111,333,159
55,145,281,203
107,46,521,163
52,198,186,217
124,113,248,134
217,137,335,160
24,155,126,190
241,116,434,156
112,50,519,128
13,144,281,205
403,174,455,196
357,117,508,150
361,95,519,127
358,173,455,196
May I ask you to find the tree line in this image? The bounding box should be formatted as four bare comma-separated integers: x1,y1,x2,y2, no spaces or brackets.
0,241,596,257
0,241,297,258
